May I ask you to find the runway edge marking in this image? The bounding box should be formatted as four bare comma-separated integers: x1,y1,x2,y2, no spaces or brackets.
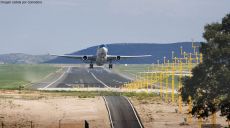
43,67,70,89
90,72,110,88
124,96,144,128
102,96,114,128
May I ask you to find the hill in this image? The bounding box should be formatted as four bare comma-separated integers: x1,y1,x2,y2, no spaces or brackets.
47,42,201,64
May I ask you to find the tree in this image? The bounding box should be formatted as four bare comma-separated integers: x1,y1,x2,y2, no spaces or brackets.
181,13,230,122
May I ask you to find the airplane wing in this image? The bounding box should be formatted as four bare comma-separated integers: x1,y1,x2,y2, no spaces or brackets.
51,54,96,61
107,55,151,61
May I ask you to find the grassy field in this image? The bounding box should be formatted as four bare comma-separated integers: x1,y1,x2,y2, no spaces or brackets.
0,64,59,89
0,90,160,100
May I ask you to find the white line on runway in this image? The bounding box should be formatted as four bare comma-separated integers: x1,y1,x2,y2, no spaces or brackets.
43,67,70,89
90,72,110,88
102,96,114,128
124,96,143,128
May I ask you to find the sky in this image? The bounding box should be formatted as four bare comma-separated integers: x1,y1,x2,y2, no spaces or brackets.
0,0,229,54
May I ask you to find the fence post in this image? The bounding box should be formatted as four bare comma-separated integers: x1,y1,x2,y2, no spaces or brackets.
59,120,61,128
31,121,33,128
85,120,89,128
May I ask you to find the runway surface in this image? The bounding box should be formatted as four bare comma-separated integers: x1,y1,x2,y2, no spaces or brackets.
32,66,132,89
104,96,143,128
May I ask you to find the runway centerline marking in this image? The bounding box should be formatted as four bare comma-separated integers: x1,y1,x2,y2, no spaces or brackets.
43,67,70,89
90,72,110,88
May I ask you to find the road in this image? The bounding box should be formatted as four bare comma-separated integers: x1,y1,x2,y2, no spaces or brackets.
32,66,132,89
104,96,143,128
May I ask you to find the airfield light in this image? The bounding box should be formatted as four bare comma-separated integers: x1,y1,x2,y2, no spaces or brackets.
172,51,174,60
188,96,192,124
199,53,203,63
178,59,183,113
183,51,186,58
179,59,182,89
174,57,177,69
163,56,166,64
160,66,163,97
157,60,160,67
171,61,175,103
192,39,196,54
135,74,138,88
154,71,158,89
188,53,192,71
186,53,193,124
195,52,199,64
180,46,183,55
165,60,169,102
147,67,149,92
151,65,154,86
162,63,165,98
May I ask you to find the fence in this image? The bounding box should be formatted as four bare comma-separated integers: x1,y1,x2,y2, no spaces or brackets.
0,119,107,128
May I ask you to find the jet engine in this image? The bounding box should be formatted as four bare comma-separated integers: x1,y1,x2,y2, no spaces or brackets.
82,56,88,60
117,56,121,60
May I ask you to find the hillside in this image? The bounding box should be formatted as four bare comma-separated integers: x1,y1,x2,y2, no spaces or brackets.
47,42,201,64
0,42,201,64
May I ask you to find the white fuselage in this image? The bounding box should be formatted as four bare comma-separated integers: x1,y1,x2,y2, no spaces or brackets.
96,47,108,66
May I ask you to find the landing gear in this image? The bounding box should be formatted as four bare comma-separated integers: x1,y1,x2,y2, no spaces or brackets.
89,63,93,69
109,64,113,69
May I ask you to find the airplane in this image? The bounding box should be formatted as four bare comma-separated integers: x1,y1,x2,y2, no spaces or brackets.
53,44,151,69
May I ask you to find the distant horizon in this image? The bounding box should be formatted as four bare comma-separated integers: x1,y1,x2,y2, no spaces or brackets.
0,42,199,55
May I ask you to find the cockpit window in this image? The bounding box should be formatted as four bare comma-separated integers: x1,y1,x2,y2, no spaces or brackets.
99,44,106,48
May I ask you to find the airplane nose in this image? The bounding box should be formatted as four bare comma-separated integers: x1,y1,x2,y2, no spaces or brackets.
102,47,108,52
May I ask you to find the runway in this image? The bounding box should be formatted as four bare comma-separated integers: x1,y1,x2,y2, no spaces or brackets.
32,66,132,89
104,96,143,128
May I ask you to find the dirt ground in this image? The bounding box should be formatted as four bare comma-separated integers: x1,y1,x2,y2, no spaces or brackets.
0,91,110,128
131,97,229,128
0,91,229,128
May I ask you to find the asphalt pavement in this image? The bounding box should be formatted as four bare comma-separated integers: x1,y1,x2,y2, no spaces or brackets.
104,96,143,128
32,66,132,89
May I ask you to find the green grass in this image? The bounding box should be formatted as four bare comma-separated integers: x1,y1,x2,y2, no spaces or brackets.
0,64,59,89
39,90,160,99
0,90,160,101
